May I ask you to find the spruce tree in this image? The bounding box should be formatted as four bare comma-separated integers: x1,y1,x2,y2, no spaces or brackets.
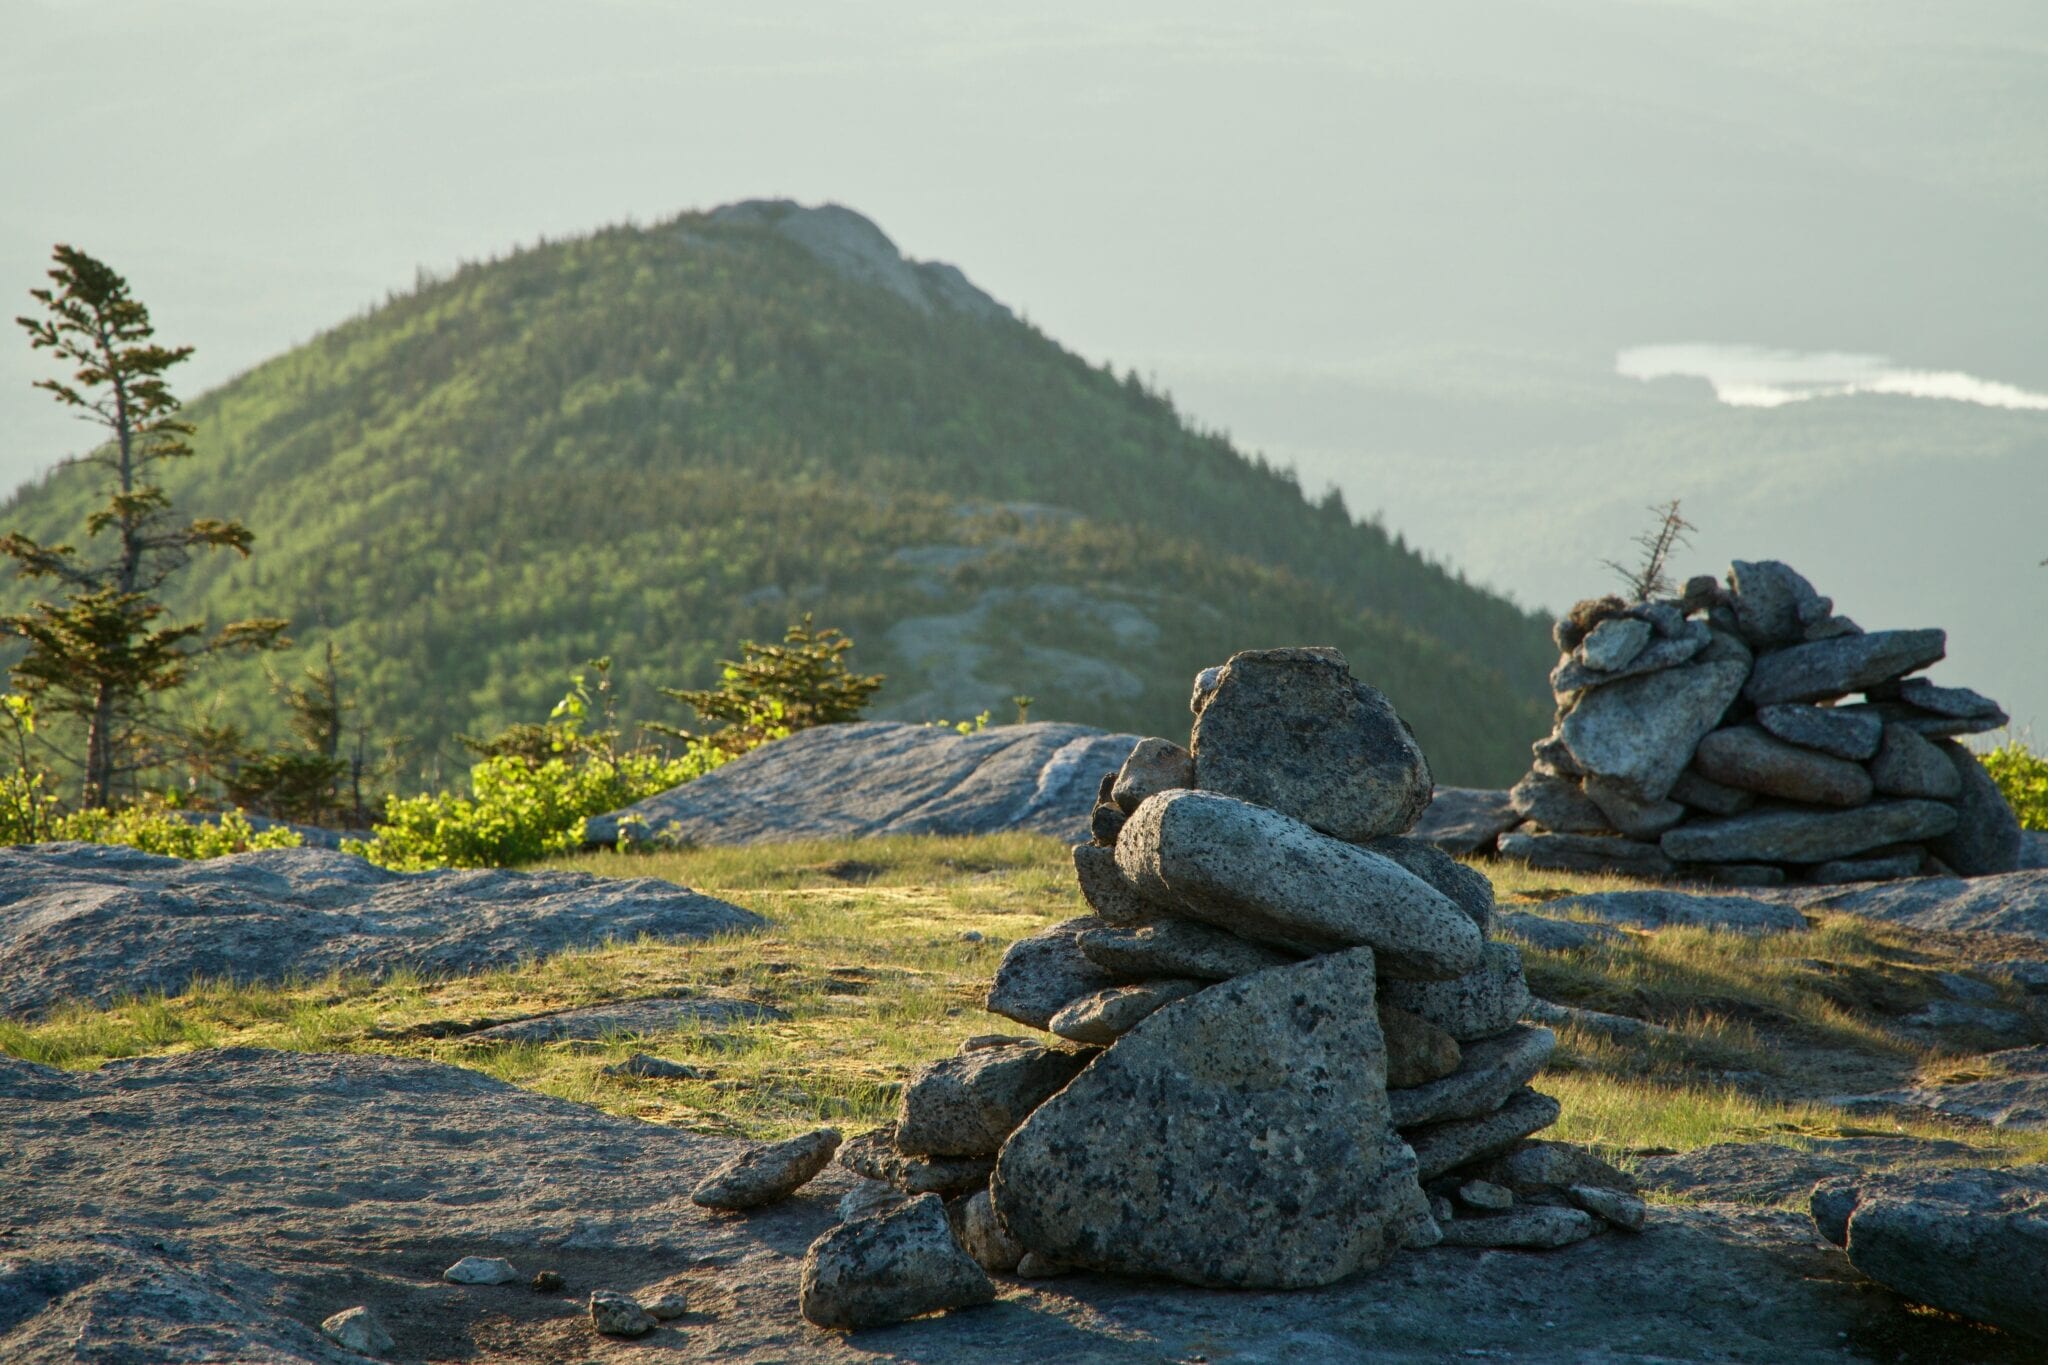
7,245,287,805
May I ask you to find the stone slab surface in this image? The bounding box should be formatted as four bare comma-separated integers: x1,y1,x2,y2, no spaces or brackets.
1782,869,2048,941
586,721,1140,846
0,844,762,1018
5,1049,2034,1362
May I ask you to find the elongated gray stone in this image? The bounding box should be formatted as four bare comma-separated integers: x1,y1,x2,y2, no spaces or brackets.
1661,800,1959,865
1550,625,1710,694
1581,775,1687,838
1189,648,1433,841
895,1045,1088,1157
1755,704,1884,761
1928,741,2023,876
1561,660,1748,805
1570,1185,1647,1232
1072,844,1155,926
1579,616,1651,671
1115,790,1483,977
1808,850,1925,883
1436,1205,1598,1249
1694,725,1873,807
837,1129,993,1197
1892,677,2005,719
1405,1088,1562,1181
1381,943,1530,1041
1669,768,1754,816
1868,724,1961,799
1811,1167,2048,1342
984,917,1121,1030
1497,831,1674,880
1047,978,1203,1045
1353,834,1496,934
1076,918,1296,982
1743,629,1946,705
993,946,1430,1289
798,1192,995,1329
1389,1026,1557,1128
1510,771,1609,834
1538,890,1805,934
1409,786,1519,857
1473,1140,1640,1198
692,1127,842,1208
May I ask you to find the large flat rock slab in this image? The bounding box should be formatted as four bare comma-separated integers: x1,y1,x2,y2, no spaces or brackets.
0,843,761,1018
1781,869,2048,941
585,720,1139,846
1834,1046,2048,1130
1,1049,2032,1362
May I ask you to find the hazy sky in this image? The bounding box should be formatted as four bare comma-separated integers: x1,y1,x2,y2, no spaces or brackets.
4,0,2045,726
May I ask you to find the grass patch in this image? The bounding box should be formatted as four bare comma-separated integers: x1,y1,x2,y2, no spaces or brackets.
0,834,2039,1162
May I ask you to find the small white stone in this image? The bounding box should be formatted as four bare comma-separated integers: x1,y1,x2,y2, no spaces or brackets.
442,1255,519,1285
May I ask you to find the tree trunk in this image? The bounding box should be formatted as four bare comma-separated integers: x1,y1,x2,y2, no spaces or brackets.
84,683,115,808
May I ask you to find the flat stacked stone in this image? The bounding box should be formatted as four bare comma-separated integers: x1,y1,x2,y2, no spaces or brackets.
1498,561,2022,886
802,648,1619,1326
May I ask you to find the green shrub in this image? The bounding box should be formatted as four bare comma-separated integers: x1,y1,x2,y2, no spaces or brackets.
343,748,717,871
50,802,302,858
1981,736,2048,830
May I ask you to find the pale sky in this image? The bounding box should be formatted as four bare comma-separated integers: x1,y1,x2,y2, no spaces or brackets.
4,0,2045,728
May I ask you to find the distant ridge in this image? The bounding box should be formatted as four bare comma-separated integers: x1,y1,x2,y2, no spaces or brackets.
0,201,1555,784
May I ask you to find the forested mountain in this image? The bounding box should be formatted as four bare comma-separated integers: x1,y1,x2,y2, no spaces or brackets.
2,201,1555,786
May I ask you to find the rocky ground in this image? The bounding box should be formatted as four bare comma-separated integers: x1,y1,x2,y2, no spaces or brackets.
2,1046,2034,1364
3,821,2046,1358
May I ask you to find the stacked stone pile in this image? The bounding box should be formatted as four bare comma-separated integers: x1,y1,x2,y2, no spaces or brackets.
1503,561,2023,886
798,648,1640,1326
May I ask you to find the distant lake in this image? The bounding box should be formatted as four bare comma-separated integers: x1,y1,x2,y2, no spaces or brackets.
1616,344,2048,412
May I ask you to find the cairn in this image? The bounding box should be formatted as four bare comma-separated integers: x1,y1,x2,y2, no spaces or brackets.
1503,561,2023,886
801,648,1639,1324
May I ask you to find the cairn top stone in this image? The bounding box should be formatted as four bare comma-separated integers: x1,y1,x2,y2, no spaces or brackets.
1729,560,1830,647
1189,647,1432,842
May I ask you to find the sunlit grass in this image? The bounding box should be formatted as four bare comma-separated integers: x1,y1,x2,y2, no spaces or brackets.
1,833,2039,1160
1541,1070,2048,1173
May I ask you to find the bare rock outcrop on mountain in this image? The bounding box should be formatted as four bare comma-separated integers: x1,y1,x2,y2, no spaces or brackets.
585,721,1141,848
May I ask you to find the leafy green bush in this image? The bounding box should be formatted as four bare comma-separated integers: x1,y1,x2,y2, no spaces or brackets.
347,659,728,870
343,748,715,871
50,802,302,858
1981,736,2048,830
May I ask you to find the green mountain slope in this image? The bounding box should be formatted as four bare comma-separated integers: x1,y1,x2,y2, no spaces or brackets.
3,202,1554,786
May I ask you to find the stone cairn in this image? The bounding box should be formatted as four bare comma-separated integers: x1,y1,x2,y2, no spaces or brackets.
1503,560,2024,886
797,648,1642,1328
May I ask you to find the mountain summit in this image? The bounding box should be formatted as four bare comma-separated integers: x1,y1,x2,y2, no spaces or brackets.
2,201,1553,783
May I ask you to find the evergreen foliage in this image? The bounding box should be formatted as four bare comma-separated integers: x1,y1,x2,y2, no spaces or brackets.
654,615,883,756
6,246,287,804
2,214,1556,784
